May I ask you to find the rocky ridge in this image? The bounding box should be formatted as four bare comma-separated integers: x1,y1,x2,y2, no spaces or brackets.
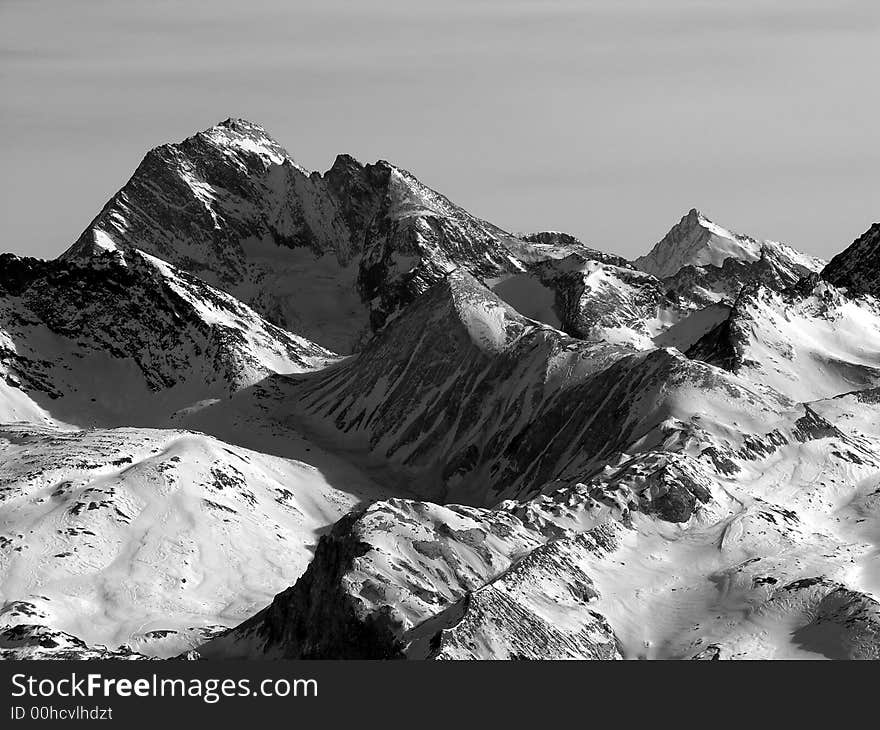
1,119,879,660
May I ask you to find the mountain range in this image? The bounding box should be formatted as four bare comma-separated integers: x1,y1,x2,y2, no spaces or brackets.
2,119,879,660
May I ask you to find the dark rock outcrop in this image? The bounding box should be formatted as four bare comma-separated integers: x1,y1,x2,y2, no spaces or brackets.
822,223,880,297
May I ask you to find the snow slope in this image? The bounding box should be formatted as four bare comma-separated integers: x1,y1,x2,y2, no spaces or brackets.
4,119,880,661
516,253,676,347
202,397,880,659
0,248,332,428
196,270,850,517
688,278,880,402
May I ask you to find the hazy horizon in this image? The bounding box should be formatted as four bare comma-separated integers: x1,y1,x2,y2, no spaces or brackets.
2,0,878,261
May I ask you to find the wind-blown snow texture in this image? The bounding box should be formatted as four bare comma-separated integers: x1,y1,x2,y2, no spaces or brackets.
2,119,880,660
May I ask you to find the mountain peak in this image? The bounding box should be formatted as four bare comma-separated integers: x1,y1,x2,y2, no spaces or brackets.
822,222,880,297
683,206,704,223
196,117,290,166
59,121,530,352
216,116,267,132
633,209,762,279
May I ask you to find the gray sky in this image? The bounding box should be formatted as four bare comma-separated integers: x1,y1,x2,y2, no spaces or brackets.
2,0,878,260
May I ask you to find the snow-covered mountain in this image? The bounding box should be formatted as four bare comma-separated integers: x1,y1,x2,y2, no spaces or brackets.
0,423,387,659
636,208,823,282
63,119,528,353
493,217,814,353
198,502,623,660
0,243,386,659
241,269,822,509
201,398,880,658
0,247,331,428
688,276,880,402
3,118,880,660
634,208,825,308
513,253,676,347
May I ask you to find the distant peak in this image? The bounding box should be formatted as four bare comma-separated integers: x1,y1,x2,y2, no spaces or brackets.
216,117,269,133
680,208,712,228
328,153,365,175
521,231,583,244
333,152,361,165
633,210,760,279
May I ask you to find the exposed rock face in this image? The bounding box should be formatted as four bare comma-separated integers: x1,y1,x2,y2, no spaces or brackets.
590,453,713,524
635,209,824,310
822,223,880,297
197,496,628,660
263,270,814,507
0,623,151,660
422,527,623,660
63,119,529,352
218,508,410,660
525,254,673,346
5,118,880,661
685,282,760,374
0,248,331,427
515,231,631,268
687,277,880,401
696,577,880,660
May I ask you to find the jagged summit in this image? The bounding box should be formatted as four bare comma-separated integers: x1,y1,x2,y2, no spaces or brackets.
195,117,292,166
69,120,831,357
822,223,880,297
633,208,763,279
10,116,880,661
63,118,300,261
635,208,824,283
60,119,528,353
630,208,824,313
